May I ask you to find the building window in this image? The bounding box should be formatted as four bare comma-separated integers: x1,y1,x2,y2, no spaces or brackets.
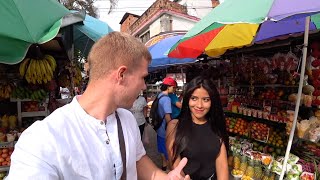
140,31,150,44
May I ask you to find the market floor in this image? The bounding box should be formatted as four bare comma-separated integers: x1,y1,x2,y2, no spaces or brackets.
142,124,234,180
142,124,162,168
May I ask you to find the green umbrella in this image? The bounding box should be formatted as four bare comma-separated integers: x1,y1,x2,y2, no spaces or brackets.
0,0,70,64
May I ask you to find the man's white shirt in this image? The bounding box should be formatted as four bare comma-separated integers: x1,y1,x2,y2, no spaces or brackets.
7,97,146,180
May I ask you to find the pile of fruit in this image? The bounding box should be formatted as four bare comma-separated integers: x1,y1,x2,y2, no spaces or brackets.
0,82,14,99
267,128,286,148
11,87,47,102
19,54,57,84
257,88,286,100
250,121,270,142
0,147,13,167
226,117,249,136
22,101,45,112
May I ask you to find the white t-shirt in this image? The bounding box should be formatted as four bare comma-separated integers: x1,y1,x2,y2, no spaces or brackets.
130,96,147,126
7,97,146,180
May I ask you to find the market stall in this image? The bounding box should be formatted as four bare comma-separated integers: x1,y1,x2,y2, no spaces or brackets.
215,46,320,179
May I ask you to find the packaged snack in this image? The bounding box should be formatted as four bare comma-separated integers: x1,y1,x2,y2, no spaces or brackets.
271,160,283,175
297,120,311,138
300,172,315,180
307,125,320,143
261,154,273,166
287,154,300,165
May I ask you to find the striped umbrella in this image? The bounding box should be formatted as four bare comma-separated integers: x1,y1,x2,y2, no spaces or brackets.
168,0,320,58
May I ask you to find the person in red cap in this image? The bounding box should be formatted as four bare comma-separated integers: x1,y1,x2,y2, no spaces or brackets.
155,77,177,171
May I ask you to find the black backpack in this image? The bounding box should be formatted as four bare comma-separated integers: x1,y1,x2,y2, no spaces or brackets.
150,94,166,131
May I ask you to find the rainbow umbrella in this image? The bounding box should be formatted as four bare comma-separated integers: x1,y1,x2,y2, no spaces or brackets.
168,0,320,58
146,33,195,72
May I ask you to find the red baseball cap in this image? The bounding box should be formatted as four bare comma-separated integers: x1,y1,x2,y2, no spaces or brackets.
162,77,177,87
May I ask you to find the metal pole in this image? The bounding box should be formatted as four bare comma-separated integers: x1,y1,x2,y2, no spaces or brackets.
279,16,310,180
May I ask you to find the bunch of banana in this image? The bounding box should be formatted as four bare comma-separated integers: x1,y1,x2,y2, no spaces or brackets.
0,83,14,99
19,54,57,84
11,87,47,102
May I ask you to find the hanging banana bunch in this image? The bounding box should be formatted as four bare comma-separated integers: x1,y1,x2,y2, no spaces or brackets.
0,82,14,99
19,54,57,84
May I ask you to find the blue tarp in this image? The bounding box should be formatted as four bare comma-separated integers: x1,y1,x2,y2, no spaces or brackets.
148,35,195,72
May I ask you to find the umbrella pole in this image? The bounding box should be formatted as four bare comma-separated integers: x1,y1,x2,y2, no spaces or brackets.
279,16,310,180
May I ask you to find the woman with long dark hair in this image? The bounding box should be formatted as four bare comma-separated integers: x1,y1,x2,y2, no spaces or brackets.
166,75,229,180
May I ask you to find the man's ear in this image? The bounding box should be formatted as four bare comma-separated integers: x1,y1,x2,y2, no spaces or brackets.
117,66,127,81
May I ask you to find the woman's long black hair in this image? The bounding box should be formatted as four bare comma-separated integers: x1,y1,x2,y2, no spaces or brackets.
171,74,229,164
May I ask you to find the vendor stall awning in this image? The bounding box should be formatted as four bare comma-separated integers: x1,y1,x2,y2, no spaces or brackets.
72,11,113,57
0,0,70,64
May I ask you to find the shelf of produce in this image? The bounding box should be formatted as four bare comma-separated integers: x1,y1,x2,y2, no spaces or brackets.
21,111,47,118
224,111,286,128
229,133,286,154
10,98,48,127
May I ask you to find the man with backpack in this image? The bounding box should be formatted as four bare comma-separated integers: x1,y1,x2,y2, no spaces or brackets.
155,77,177,171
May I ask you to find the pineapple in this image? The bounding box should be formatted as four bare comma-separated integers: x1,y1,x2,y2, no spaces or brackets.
245,159,255,178
240,155,248,173
253,160,263,180
233,152,241,170
262,169,271,180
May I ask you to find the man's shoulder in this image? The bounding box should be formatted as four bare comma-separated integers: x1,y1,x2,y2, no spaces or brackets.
21,104,73,138
116,108,136,122
116,108,133,115
158,95,170,103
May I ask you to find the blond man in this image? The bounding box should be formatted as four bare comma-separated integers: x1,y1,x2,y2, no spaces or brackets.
7,32,189,180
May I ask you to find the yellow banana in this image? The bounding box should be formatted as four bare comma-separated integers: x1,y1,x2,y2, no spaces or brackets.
35,60,43,84
30,59,35,84
43,60,53,80
19,58,30,77
39,60,47,83
44,54,56,70
29,59,37,84
25,59,33,83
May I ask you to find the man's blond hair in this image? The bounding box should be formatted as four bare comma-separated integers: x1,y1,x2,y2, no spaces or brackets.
87,32,151,80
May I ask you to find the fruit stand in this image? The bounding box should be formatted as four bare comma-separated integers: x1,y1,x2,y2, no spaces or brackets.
0,39,84,176
220,50,320,179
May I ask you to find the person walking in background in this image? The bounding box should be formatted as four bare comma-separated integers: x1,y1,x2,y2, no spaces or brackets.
156,77,177,171
166,75,229,180
7,32,190,180
169,82,182,119
130,94,148,138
